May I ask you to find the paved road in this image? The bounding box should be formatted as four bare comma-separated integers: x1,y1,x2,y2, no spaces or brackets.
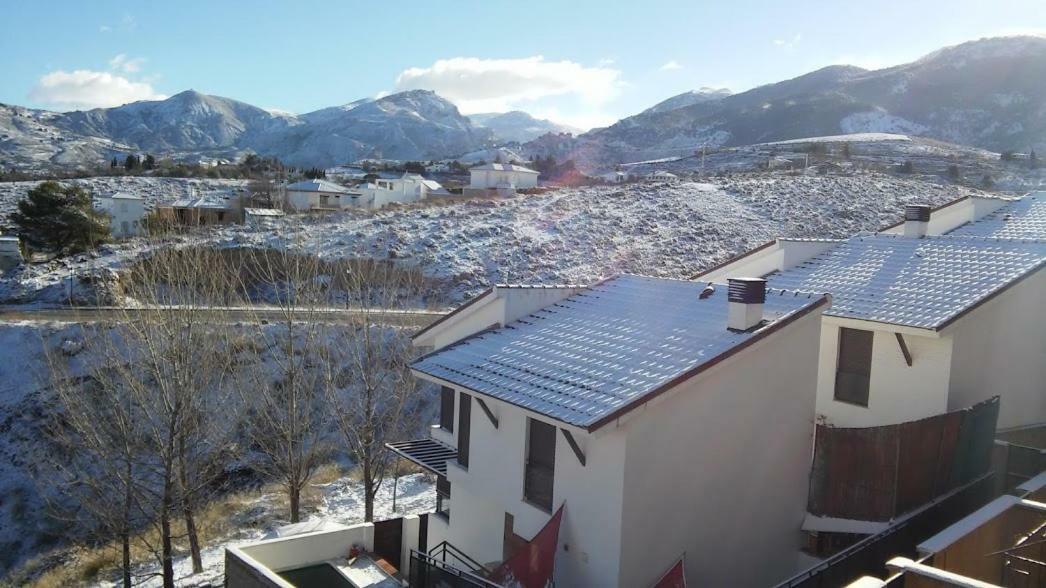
0,305,447,328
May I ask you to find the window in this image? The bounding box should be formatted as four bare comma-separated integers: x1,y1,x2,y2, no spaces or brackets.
457,393,471,468
435,476,451,520
835,328,873,406
439,386,454,432
524,418,555,511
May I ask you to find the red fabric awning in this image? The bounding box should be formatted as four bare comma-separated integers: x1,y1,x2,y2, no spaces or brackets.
490,505,564,588
652,555,687,588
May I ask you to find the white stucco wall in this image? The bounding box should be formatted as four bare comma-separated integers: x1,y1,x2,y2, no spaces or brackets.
437,388,628,587
815,319,953,427
236,524,375,572
616,305,824,588
698,239,841,282
946,269,1046,430
285,189,357,211
469,170,538,189
96,197,146,237
879,196,1010,236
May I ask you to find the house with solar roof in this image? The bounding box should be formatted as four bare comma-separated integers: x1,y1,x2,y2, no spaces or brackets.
390,275,831,587
698,192,1046,431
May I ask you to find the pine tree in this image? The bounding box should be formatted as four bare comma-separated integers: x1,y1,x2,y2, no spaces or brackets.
124,155,139,171
111,157,119,169
10,181,110,254
143,154,156,170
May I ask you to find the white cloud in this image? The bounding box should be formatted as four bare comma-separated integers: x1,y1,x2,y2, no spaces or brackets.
774,33,802,50
394,56,622,113
99,25,111,33
659,60,682,71
29,70,166,110
109,54,145,74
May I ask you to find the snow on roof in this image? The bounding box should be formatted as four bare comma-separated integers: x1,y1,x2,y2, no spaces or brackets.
285,179,351,193
470,163,539,173
412,274,826,430
947,192,1046,240
98,191,144,200
767,234,1046,330
169,192,231,209
649,170,678,177
244,208,285,217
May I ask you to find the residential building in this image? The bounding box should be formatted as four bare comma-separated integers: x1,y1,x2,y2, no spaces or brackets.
465,163,539,197
697,193,1046,431
94,192,147,238
160,191,242,226
396,275,831,587
362,173,450,208
599,170,628,183
646,170,678,182
0,234,21,271
285,179,357,212
425,162,451,174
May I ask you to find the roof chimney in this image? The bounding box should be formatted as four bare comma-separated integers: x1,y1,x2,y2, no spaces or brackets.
903,205,931,238
727,278,766,331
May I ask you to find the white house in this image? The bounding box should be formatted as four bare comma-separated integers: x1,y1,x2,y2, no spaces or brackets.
396,275,831,587
425,162,451,173
697,193,1046,432
466,163,539,197
599,170,628,183
284,179,358,212
361,173,449,208
646,170,678,182
0,234,21,271
94,192,147,238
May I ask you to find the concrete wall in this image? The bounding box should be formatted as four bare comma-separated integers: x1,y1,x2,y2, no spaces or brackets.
236,524,375,572
285,189,359,211
815,319,953,427
946,269,1046,430
441,389,628,586
617,305,825,588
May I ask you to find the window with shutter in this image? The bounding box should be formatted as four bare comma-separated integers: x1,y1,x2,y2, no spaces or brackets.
457,394,471,469
440,386,454,432
524,418,555,511
835,328,873,406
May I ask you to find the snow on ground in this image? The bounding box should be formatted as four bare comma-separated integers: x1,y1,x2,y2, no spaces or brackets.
762,132,912,145
122,473,434,588
0,177,247,231
0,173,994,304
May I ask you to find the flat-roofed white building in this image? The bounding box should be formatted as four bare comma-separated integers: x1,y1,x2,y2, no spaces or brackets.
284,179,357,211
94,192,147,238
394,275,830,587
467,163,539,196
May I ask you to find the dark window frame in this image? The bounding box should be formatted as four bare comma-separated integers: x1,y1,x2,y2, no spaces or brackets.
834,327,874,407
523,418,556,512
435,475,451,521
439,386,454,433
457,393,471,469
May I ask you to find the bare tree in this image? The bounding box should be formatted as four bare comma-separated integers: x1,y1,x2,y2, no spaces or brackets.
43,333,148,588
324,260,425,522
94,247,239,586
233,248,333,523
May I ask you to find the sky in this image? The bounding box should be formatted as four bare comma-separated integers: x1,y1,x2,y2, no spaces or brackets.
2,0,1044,130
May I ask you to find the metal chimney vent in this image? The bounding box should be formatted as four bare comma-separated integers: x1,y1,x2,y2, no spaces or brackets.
727,278,767,304
905,205,931,223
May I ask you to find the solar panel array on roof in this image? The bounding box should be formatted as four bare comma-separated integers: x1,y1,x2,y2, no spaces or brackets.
412,275,824,429
948,193,1046,240
767,234,1046,330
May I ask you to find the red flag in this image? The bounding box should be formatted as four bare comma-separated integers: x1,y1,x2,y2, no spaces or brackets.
490,505,564,588
652,555,686,588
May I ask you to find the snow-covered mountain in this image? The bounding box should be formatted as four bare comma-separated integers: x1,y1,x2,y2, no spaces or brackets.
468,111,579,143
640,88,733,115
535,36,1046,168
1,90,491,170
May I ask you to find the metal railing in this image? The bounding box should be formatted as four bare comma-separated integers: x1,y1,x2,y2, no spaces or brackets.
410,545,501,588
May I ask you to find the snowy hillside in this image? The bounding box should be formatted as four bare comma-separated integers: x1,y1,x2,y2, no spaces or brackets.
0,173,993,305
469,111,579,143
